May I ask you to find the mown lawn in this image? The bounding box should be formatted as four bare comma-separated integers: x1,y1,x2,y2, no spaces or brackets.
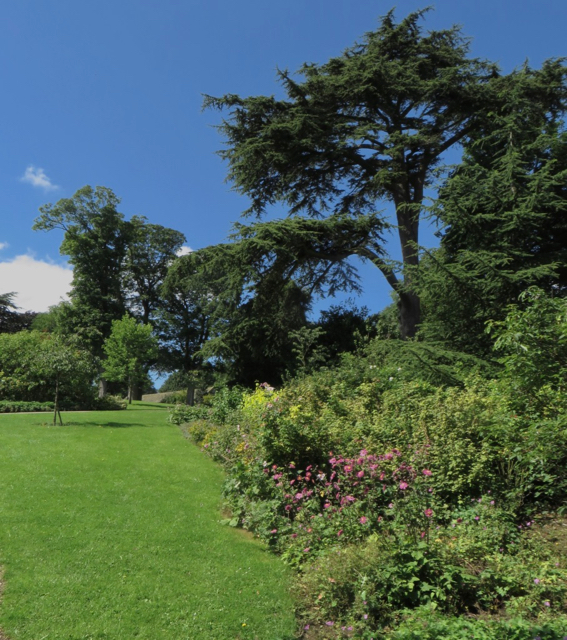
0,405,296,640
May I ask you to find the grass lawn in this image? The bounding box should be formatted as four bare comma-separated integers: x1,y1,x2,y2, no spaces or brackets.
0,405,296,640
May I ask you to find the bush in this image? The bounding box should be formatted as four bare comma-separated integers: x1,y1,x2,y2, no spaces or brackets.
0,400,54,413
295,515,567,635
91,395,128,411
160,390,187,404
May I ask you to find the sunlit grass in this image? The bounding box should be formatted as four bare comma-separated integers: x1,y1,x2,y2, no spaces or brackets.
0,407,295,639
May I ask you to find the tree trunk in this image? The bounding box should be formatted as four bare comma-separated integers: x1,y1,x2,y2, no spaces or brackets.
53,378,63,426
131,381,142,401
186,386,195,406
98,377,108,398
398,291,421,340
396,198,422,339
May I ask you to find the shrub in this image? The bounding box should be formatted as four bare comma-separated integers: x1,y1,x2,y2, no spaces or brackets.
91,395,128,411
0,400,54,413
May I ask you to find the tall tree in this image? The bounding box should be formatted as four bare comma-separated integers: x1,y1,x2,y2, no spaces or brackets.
156,251,221,399
204,9,500,338
33,186,130,356
122,216,186,324
418,67,567,355
205,9,566,338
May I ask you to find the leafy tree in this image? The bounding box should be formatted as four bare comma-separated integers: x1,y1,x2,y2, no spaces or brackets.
35,334,98,425
33,186,130,357
199,243,312,386
103,315,158,404
158,370,192,393
122,216,186,324
0,331,97,414
204,8,515,338
33,187,186,395
31,301,74,334
488,287,567,398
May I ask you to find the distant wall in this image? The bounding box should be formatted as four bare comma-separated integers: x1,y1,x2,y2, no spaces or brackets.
141,391,180,403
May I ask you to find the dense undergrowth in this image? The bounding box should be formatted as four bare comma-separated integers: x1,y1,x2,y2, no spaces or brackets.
170,289,567,638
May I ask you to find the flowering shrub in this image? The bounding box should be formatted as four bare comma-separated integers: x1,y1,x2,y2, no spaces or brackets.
171,326,567,637
295,507,567,635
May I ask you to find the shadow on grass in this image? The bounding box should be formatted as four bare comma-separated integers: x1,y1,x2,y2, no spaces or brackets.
42,421,153,428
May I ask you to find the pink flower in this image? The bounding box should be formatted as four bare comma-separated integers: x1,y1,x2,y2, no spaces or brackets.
544,601,550,607
357,470,365,478
360,516,367,524
422,469,432,476
325,621,334,626
337,529,343,537
270,529,277,534
363,614,368,620
388,503,394,508
399,481,409,490
534,578,540,584
360,449,368,457
303,547,310,553
291,533,297,538
424,508,433,517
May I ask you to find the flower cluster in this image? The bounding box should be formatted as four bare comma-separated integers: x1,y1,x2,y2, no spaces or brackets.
262,446,439,559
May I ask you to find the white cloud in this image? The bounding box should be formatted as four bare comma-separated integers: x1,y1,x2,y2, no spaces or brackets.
20,165,59,191
0,242,8,251
0,255,72,312
176,245,193,256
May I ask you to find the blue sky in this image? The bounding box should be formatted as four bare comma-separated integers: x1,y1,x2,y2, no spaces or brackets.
1,0,566,313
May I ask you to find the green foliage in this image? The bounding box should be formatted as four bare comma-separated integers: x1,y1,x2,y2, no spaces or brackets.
205,9,566,338
159,390,187,404
0,330,98,409
103,315,158,403
90,394,128,411
488,287,567,400
185,290,567,635
168,386,244,430
295,514,567,635
0,292,37,333
0,400,54,413
121,215,186,324
389,613,567,640
159,370,191,392
156,250,220,380
33,186,130,355
418,67,567,355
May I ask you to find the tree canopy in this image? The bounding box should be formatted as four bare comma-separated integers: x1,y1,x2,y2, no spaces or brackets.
33,186,129,354
103,315,158,403
205,8,566,338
